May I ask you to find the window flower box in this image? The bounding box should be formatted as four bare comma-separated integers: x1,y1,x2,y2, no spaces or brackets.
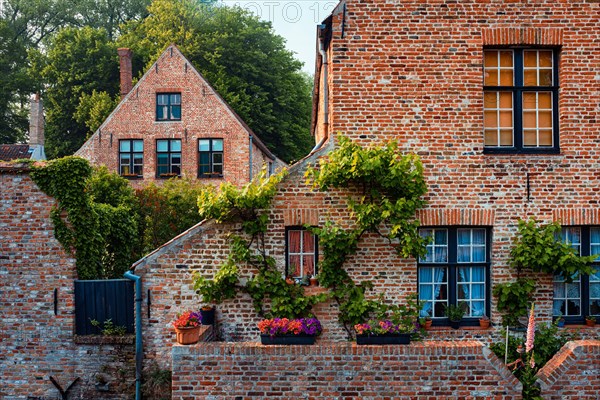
260,334,316,345
356,333,411,345
258,317,322,345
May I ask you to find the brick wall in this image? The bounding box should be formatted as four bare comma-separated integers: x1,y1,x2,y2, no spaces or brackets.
536,340,600,399
76,45,275,188
0,165,135,399
171,340,522,399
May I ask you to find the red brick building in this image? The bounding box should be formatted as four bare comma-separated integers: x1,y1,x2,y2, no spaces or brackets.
131,0,600,355
76,45,282,187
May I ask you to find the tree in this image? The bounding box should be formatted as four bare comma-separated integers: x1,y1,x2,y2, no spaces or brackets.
119,0,313,162
74,90,120,138
30,27,119,158
0,20,32,143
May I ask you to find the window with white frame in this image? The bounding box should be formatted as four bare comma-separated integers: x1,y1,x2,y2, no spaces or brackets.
286,227,317,278
418,227,490,324
553,227,600,322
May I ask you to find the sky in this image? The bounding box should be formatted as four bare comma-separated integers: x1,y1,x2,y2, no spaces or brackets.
220,0,340,74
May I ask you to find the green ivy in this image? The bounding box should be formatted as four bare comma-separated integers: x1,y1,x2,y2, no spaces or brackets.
193,169,325,318
31,158,138,279
494,219,597,327
305,135,428,336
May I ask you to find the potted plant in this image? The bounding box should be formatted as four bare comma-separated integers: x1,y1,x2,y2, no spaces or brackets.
479,315,490,329
285,275,295,285
258,317,322,345
585,315,596,327
309,274,319,286
172,310,202,345
354,319,414,344
421,316,433,330
200,305,215,325
446,304,465,329
555,315,565,328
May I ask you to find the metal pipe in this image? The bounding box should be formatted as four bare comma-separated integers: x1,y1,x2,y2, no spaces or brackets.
318,25,329,129
249,134,253,181
124,271,143,400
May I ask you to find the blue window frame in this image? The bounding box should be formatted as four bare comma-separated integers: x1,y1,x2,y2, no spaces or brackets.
483,48,559,154
156,139,181,178
418,227,491,326
198,139,223,178
156,93,181,121
554,227,600,324
119,139,143,177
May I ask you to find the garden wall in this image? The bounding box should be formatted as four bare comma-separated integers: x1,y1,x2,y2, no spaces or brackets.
536,340,600,400
0,164,135,400
171,340,522,399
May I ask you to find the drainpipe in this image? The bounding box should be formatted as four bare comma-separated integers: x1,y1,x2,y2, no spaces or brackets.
318,24,329,135
249,134,253,181
124,271,142,400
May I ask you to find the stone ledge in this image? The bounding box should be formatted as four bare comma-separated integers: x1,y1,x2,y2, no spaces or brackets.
73,334,135,345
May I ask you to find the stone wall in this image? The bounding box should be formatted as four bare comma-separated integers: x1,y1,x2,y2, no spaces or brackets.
0,165,135,399
171,341,522,399
536,340,600,400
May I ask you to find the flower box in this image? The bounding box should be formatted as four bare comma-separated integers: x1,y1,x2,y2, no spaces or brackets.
260,334,316,345
175,326,201,345
356,333,411,345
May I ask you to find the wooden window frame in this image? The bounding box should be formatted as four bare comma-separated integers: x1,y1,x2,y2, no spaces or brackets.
285,226,318,279
198,138,224,178
156,139,181,178
483,48,560,155
118,139,143,178
156,93,181,121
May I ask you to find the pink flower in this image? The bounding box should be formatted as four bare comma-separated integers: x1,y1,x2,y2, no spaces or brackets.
525,303,535,354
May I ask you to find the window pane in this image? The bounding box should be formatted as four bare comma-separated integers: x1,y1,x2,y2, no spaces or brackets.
458,230,470,245
523,92,537,109
157,140,168,152
435,247,448,263
213,139,224,151
538,92,552,109
523,131,537,146
171,165,181,175
170,94,181,105
499,111,512,127
499,92,512,108
472,229,485,244
458,247,470,263
539,70,552,86
538,51,553,67
289,230,301,253
133,154,143,165
499,51,513,67
120,140,131,152
212,153,223,164
303,255,315,276
500,130,513,146
170,140,181,152
484,92,497,108
157,94,168,105
289,255,301,276
484,111,497,128
484,51,498,68
133,140,143,152
484,130,497,146
199,140,210,151
171,105,181,120
538,111,552,128
213,164,223,174
435,230,447,245
157,154,168,165
524,51,537,67
485,70,498,86
524,70,537,86
157,165,168,175
523,111,536,128
171,153,181,165
303,231,315,252
500,70,513,86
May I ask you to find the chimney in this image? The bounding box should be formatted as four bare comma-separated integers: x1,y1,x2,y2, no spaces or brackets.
29,93,44,146
28,93,46,160
117,48,133,99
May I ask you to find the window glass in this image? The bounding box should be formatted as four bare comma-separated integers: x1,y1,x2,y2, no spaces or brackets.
419,267,448,318
157,140,168,152
213,139,224,152
120,141,130,152
133,140,143,152
199,140,210,152
170,139,181,152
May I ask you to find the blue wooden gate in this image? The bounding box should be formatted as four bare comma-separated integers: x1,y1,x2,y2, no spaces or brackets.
74,279,134,335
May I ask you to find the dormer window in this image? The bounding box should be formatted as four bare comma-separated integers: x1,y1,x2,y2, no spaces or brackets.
156,93,181,121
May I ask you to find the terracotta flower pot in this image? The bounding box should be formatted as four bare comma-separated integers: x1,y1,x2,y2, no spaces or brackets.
479,319,490,329
175,326,200,345
310,277,318,286
424,319,433,330
586,319,596,327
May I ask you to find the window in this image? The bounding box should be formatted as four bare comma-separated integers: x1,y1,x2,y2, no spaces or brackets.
119,140,143,177
156,93,181,121
553,227,600,323
418,228,490,325
156,139,181,177
483,49,559,153
286,227,318,278
198,139,223,178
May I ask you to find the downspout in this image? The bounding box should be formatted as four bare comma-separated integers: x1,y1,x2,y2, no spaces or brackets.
124,271,142,400
318,24,329,136
249,134,253,181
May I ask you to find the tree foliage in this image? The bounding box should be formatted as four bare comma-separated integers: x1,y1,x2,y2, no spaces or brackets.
74,90,120,138
31,158,139,279
30,26,119,158
118,0,313,162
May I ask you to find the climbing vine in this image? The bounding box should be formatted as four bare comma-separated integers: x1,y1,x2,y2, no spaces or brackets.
304,135,429,335
493,218,597,326
31,157,138,279
193,169,327,319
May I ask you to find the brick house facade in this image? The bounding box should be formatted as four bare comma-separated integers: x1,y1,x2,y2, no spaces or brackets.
76,45,283,188
131,0,600,363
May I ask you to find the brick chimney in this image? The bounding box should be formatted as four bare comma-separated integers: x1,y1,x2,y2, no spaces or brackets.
29,93,44,146
117,48,133,99
28,93,46,160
